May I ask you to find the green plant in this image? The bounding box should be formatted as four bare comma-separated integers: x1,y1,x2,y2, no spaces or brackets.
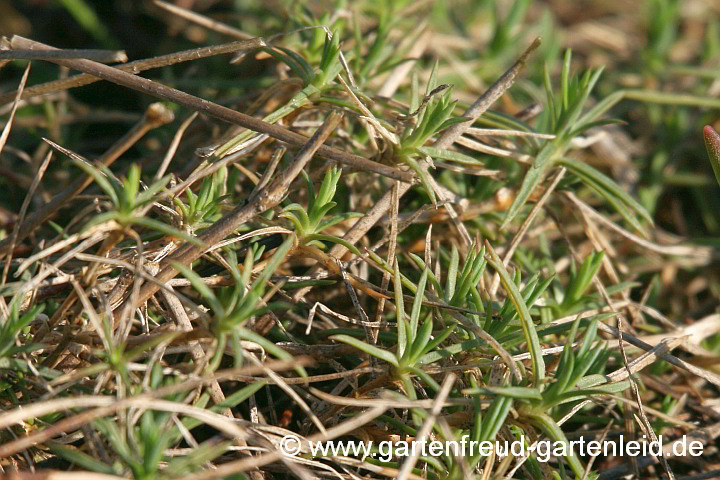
279,167,362,249
172,237,303,374
381,66,478,204
330,263,453,389
71,160,201,245
2,2,718,479
502,50,653,233
464,315,629,478
551,250,605,316
47,363,264,478
213,30,345,158
173,168,229,234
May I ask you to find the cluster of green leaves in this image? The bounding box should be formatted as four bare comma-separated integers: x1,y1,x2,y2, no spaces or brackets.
47,363,267,479
387,67,483,204
264,27,344,92
344,243,610,387
72,160,200,245
280,167,361,250
172,237,303,374
503,50,653,233
331,237,630,477
214,30,345,158
464,314,629,478
173,168,229,234
550,251,604,316
486,269,552,340
330,263,453,392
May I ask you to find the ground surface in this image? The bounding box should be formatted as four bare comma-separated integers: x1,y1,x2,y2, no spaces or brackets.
0,1,719,479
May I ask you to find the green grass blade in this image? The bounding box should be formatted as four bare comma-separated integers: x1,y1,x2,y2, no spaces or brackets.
329,334,399,367
558,157,653,225
409,269,429,342
485,243,545,384
462,386,543,400
501,141,559,228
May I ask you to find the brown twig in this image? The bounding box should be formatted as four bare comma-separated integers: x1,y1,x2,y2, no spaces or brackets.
291,39,539,300
113,111,344,315
0,49,128,63
7,36,413,184
152,0,254,40
0,37,267,105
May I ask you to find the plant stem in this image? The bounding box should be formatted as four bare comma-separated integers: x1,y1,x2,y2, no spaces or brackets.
8,35,413,184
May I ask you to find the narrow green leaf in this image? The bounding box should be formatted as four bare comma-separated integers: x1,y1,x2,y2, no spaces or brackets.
462,386,543,400
407,365,441,391
409,269,429,342
170,261,224,317
329,334,399,367
558,157,653,225
407,316,433,363
317,212,364,233
553,380,631,405
46,442,118,475
130,217,205,246
394,259,408,358
135,175,172,207
575,90,624,127
574,374,608,389
404,155,437,205
71,158,119,207
124,164,141,208
280,203,311,232
304,234,363,257
561,49,572,111
163,441,231,477
527,412,585,478
486,244,545,384
501,141,559,228
252,236,293,289
479,396,513,444
236,327,306,377
445,245,459,303
419,324,455,358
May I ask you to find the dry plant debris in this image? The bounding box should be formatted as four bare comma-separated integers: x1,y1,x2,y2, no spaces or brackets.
1,1,720,479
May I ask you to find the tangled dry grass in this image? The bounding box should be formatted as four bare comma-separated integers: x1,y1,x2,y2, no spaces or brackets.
1,1,720,479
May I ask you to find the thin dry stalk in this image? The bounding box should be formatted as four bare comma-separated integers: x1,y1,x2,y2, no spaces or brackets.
489,167,566,296
395,374,456,480
0,37,268,105
0,103,175,258
1,151,52,286
8,35,413,183
115,111,344,313
0,49,128,63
